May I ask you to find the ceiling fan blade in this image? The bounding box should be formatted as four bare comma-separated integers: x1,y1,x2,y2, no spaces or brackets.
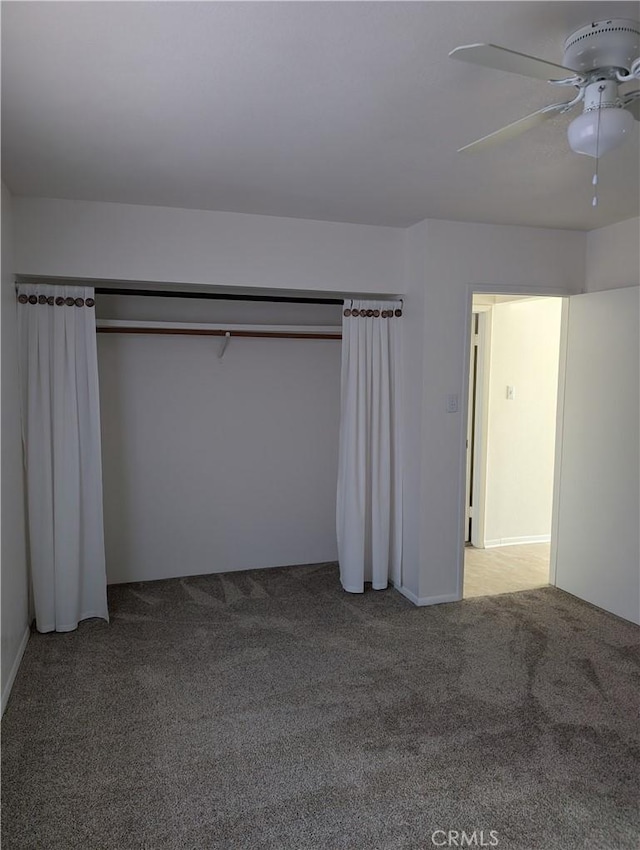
449,43,579,82
457,106,562,153
624,98,640,121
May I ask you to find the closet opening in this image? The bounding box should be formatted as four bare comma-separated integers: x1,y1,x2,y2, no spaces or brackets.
95,288,345,586
17,279,405,629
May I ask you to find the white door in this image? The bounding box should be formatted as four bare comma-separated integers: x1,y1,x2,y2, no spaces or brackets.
553,286,639,625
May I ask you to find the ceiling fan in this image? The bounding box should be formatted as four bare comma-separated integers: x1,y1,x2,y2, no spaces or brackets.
450,18,640,158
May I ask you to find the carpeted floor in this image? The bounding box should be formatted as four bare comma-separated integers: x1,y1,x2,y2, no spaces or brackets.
2,563,639,850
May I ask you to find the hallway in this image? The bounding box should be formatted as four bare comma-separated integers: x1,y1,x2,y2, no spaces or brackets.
464,543,550,598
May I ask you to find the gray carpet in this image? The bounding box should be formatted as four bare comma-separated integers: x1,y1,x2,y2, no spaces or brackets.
2,563,639,850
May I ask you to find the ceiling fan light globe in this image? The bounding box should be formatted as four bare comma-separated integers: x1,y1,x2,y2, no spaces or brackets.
567,106,635,157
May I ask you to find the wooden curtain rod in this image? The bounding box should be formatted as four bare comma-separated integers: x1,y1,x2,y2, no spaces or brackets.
97,327,341,340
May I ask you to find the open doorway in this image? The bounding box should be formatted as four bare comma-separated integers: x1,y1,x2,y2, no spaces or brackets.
463,294,564,599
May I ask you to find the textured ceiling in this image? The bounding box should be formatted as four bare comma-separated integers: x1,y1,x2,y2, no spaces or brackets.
2,1,639,229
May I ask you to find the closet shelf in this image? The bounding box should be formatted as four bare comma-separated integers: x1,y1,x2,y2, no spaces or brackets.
96,320,342,340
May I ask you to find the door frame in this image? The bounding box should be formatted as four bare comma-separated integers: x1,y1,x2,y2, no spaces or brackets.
465,305,491,547
455,284,570,601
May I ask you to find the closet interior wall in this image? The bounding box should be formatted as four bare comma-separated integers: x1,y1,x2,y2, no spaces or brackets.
97,294,343,584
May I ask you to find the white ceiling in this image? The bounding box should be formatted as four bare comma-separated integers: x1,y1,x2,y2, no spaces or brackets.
2,1,639,230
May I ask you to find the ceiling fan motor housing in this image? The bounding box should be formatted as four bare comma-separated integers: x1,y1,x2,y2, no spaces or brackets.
563,19,640,74
582,79,623,111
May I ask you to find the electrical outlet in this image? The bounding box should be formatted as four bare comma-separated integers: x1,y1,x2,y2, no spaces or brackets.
506,385,515,400
446,394,459,413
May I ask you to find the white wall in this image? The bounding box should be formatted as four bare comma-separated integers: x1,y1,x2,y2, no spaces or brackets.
13,197,403,294
585,217,640,293
483,298,563,547
554,286,639,624
97,298,342,583
1,183,30,712
403,219,585,602
11,199,587,602
557,222,639,623
399,224,428,600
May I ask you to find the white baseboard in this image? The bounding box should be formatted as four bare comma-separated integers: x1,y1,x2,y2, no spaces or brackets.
483,534,551,549
395,584,460,607
1,626,30,716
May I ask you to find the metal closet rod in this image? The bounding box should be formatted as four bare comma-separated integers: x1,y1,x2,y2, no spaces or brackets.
96,326,341,340
95,287,343,305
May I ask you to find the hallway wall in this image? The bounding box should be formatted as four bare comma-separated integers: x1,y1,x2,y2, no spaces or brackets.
483,298,563,547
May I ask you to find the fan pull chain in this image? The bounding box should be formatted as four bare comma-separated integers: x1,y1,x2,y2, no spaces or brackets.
592,85,605,207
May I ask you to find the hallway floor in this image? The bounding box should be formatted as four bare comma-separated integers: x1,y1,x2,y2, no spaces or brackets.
464,542,550,598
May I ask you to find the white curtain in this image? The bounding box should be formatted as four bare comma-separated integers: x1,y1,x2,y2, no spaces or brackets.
336,299,403,593
18,283,109,633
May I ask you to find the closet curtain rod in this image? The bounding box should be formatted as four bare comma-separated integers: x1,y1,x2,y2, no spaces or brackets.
95,287,343,305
